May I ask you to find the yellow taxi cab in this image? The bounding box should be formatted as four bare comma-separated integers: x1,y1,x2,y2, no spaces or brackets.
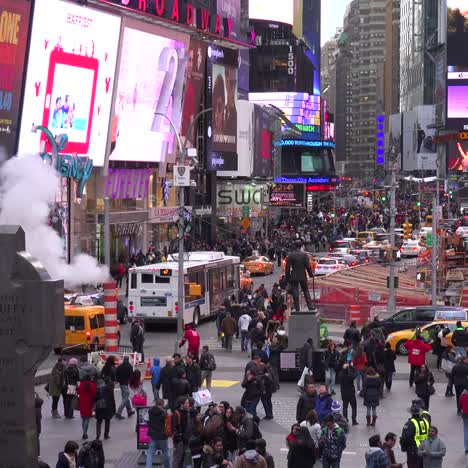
240,265,253,290
386,320,468,355
281,252,318,273
357,231,377,242
242,255,274,275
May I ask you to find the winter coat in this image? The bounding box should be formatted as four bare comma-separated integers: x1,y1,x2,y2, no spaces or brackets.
150,358,161,386
404,339,432,366
460,390,468,417
287,426,316,468
56,452,75,468
199,351,216,372
221,316,237,336
383,349,396,372
241,375,264,403
79,362,98,382
344,326,361,346
296,391,317,422
250,328,266,348
158,364,175,399
300,340,314,369
339,367,357,399
185,363,202,392
116,361,133,385
417,436,446,468
234,451,267,468
332,412,349,433
64,365,80,387
181,328,201,354
414,371,434,398
353,353,368,371
452,327,468,347
48,363,65,397
451,362,468,387
363,374,381,407
130,322,144,348
171,377,191,401
319,424,346,461
95,379,116,420
147,405,168,441
315,393,333,422
324,349,341,370
238,314,252,332
77,380,97,418
365,447,391,468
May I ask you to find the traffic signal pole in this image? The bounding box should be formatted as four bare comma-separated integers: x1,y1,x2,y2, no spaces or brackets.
431,194,438,305
387,162,397,315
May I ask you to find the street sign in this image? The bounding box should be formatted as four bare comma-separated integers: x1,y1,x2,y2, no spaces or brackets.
240,217,251,230
416,271,426,283
174,165,190,186
242,206,250,217
368,292,382,302
426,233,432,247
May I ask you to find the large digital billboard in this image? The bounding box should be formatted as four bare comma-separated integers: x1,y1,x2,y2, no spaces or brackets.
206,45,238,170
248,0,294,25
109,21,189,163
0,0,31,158
17,0,121,166
253,105,273,178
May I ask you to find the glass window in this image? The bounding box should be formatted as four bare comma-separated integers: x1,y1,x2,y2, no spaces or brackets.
65,316,85,331
141,274,154,284
415,309,435,322
155,276,170,284
89,315,99,330
226,266,235,289
393,309,415,321
130,273,137,289
97,314,105,328
140,297,167,307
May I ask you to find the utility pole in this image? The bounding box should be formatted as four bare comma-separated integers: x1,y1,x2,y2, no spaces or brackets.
387,147,398,314
431,192,438,305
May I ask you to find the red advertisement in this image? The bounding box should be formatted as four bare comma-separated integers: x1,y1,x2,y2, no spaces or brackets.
0,0,31,157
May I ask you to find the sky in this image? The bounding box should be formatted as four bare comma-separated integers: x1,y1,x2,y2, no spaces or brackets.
321,0,351,44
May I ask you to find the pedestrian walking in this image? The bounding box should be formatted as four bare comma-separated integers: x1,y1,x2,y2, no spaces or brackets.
158,357,175,408
171,367,191,408
363,366,381,427
115,355,135,420
172,397,197,468
417,426,446,468
200,345,217,392
299,409,322,450
221,312,237,352
365,434,391,468
383,343,396,391
382,432,403,468
315,384,333,423
179,324,201,360
414,364,435,411
400,404,430,468
130,319,145,361
149,357,161,401
145,399,170,468
324,342,340,393
35,392,43,456
352,345,368,392
452,321,468,357
343,321,361,348
339,363,358,425
287,425,316,468
296,382,317,423
185,353,202,393
234,439,267,468
95,377,116,440
451,355,468,413
238,309,252,352
405,332,432,388
255,439,275,468
319,413,346,468
55,441,79,468
241,368,264,417
460,388,468,453
48,358,65,419
77,376,97,440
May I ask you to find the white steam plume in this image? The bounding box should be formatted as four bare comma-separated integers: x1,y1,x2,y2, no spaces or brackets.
0,154,109,287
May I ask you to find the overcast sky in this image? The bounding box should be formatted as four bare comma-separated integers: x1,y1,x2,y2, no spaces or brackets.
321,0,351,44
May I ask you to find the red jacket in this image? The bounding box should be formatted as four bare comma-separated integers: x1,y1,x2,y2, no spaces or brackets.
180,329,200,354
460,391,468,415
404,339,432,366
77,381,97,418
353,354,368,371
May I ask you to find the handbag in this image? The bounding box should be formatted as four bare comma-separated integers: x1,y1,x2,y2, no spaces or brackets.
132,390,147,407
71,395,79,411
192,389,213,406
297,367,313,389
95,398,107,410
428,384,435,396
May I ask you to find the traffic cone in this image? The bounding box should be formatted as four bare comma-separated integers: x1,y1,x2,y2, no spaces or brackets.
144,358,152,380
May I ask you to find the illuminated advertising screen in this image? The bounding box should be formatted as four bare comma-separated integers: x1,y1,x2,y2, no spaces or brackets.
17,0,121,166
253,105,273,178
181,39,207,149
110,21,189,163
447,69,468,131
0,0,31,158
270,183,304,207
249,0,294,25
448,139,468,171
206,45,238,169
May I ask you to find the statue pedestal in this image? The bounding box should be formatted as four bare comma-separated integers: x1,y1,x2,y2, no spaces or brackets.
287,310,320,350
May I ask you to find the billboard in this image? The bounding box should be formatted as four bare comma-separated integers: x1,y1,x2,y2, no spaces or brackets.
388,113,402,167
0,0,31,158
17,0,121,166
270,183,304,207
181,39,207,149
248,0,294,25
206,45,238,169
217,181,266,218
109,21,189,163
402,106,437,171
217,100,253,177
448,139,468,171
253,105,273,178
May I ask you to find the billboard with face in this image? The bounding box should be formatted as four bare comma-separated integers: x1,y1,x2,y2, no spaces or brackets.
0,0,31,158
109,20,189,163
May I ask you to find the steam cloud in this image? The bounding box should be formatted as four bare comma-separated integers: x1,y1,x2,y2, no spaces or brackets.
0,154,109,287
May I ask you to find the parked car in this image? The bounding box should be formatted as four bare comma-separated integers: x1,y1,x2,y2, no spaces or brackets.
379,306,468,335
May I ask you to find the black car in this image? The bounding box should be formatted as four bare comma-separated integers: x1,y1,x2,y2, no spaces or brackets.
379,306,468,335
70,294,128,324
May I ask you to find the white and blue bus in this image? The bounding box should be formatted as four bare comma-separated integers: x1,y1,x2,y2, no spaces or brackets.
128,251,240,326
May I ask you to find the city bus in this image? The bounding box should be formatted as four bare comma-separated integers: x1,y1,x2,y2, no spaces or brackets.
128,251,240,326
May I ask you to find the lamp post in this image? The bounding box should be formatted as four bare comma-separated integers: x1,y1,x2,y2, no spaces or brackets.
387,147,398,314
154,109,211,353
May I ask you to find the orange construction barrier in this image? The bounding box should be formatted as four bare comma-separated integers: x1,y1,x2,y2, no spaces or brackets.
144,358,152,380
349,304,361,325
460,287,468,308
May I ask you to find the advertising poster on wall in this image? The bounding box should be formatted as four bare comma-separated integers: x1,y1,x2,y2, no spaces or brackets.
110,20,189,164
181,39,206,149
206,45,238,170
0,0,31,158
253,105,273,178
17,0,121,166
217,182,265,218
270,183,304,207
388,113,402,167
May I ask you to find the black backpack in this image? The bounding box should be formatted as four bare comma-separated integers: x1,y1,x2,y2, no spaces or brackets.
206,353,217,371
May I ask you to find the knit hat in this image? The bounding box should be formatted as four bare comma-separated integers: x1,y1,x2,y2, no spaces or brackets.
331,400,342,412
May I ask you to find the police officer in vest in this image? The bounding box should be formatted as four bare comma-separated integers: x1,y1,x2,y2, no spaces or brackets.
412,397,431,425
400,404,430,468
284,239,315,312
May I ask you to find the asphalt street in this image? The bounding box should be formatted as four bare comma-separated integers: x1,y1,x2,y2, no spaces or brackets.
36,263,466,466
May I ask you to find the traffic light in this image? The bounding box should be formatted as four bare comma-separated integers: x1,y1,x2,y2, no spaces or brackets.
381,195,387,202
403,222,413,240
416,201,421,207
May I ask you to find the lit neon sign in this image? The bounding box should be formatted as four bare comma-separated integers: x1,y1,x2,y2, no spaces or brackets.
306,184,335,192
376,115,385,165
277,139,336,148
274,176,331,183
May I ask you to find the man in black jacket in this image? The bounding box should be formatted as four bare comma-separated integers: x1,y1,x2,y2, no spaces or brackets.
115,356,135,419
157,357,175,408
452,322,468,357
296,382,317,423
171,368,191,409
343,321,361,347
284,239,315,311
146,399,170,468
452,355,468,413
300,338,314,371
185,353,202,393
339,363,358,425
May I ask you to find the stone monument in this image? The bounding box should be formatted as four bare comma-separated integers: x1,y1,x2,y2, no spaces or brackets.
0,226,63,468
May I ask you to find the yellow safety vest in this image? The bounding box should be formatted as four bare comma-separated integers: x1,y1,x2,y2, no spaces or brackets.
410,417,430,447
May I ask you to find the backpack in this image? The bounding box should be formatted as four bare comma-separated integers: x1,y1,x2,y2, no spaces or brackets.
206,353,217,371
165,410,181,438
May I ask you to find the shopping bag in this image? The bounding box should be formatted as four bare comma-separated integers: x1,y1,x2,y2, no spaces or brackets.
297,367,313,389
192,389,213,406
